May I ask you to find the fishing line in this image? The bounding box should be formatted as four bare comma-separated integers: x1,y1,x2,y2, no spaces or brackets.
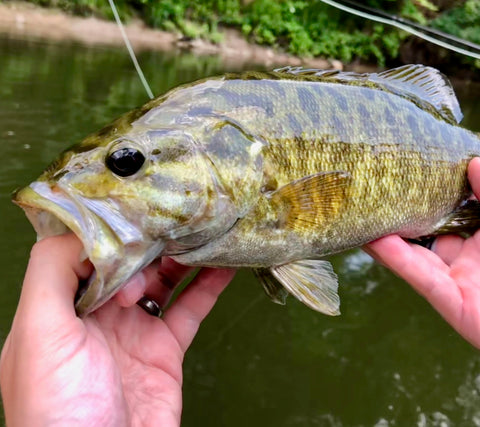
320,0,480,60
108,0,154,99
203,292,264,352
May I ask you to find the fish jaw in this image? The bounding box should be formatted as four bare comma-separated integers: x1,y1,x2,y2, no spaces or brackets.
13,181,164,316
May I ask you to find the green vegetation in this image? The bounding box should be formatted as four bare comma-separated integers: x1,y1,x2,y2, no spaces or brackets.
432,0,480,45
10,0,480,68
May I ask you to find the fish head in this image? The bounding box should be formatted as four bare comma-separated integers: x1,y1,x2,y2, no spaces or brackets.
13,122,239,316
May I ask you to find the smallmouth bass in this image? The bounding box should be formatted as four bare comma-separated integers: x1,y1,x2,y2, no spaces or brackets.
13,64,480,316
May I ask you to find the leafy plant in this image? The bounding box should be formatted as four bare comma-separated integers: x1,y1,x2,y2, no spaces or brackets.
432,0,480,44
15,0,480,69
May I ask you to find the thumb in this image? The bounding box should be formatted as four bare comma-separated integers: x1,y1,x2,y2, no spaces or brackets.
15,233,93,329
468,157,480,199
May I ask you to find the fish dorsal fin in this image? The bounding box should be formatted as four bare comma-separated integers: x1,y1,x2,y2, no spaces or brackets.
253,267,289,305
274,64,462,124
268,171,351,232
375,65,462,123
271,260,340,316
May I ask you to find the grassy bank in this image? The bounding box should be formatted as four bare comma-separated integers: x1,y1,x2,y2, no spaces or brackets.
8,0,480,70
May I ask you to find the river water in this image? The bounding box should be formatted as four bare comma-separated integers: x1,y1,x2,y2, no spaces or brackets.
1,36,480,426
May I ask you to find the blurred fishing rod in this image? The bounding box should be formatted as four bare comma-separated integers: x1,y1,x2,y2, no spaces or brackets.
320,0,480,60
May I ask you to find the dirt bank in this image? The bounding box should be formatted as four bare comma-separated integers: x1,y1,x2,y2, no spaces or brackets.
0,1,343,70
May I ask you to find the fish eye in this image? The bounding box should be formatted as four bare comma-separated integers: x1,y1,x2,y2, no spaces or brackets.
106,147,145,177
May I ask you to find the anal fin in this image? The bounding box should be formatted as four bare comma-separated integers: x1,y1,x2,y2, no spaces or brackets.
270,259,340,316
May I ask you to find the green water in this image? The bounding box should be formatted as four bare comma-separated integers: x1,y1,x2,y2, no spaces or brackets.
1,36,480,426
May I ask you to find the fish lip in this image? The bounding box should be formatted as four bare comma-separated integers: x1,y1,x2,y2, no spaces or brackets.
13,181,162,316
13,182,123,312
13,182,104,253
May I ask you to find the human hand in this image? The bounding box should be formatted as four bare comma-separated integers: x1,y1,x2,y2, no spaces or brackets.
0,234,235,426
365,157,480,350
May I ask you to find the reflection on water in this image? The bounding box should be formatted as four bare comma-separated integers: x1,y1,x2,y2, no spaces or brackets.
1,36,480,426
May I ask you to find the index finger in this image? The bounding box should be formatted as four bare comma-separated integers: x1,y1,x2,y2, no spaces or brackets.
365,234,450,288
163,267,236,352
365,235,463,320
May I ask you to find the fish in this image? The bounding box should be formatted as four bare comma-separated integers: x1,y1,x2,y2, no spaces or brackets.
13,64,480,317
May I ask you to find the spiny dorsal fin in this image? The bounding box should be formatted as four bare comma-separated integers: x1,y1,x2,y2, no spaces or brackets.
271,259,340,316
268,171,350,233
253,268,289,305
274,64,462,124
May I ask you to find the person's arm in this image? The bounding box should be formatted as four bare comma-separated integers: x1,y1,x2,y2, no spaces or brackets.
365,157,480,349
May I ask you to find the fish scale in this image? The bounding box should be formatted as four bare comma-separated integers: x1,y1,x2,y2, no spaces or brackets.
13,64,480,316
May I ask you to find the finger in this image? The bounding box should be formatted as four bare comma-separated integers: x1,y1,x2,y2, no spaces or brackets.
468,157,480,199
115,258,195,308
366,234,450,274
450,234,480,272
163,268,236,352
114,271,148,308
430,234,465,266
365,235,446,294
467,158,480,249
16,234,93,327
114,262,156,308
367,236,467,342
366,235,459,301
145,258,196,308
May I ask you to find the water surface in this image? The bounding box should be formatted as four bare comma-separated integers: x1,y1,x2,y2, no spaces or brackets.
1,36,480,426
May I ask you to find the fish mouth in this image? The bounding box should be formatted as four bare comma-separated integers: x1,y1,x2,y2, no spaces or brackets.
13,181,164,316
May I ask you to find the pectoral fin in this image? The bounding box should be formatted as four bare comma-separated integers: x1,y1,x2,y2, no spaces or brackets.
270,259,340,316
253,268,289,305
269,171,351,232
